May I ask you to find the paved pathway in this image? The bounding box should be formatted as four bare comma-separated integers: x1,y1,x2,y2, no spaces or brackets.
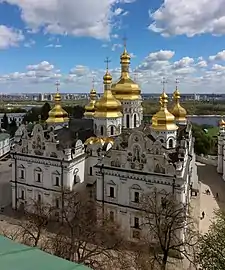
196,162,225,234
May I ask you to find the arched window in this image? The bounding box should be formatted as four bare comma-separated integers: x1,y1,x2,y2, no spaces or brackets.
110,126,114,136
133,145,141,162
100,126,104,136
169,139,173,148
126,115,130,129
134,114,137,128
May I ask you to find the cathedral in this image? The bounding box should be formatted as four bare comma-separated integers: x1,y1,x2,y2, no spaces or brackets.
11,44,195,240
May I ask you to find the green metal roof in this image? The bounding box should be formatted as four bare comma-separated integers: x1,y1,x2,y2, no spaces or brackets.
0,235,91,270
0,133,10,141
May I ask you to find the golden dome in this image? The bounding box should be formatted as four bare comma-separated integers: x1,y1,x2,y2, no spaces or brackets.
151,91,178,131
171,88,187,122
84,88,97,117
219,118,225,127
84,136,114,145
111,45,141,101
46,84,69,124
94,68,122,118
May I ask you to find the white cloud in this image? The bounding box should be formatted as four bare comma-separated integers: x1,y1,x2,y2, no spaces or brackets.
2,0,133,39
195,60,208,68
146,50,175,61
111,43,122,51
2,50,225,94
130,52,136,58
24,39,35,48
209,50,225,61
149,0,225,37
45,44,62,48
0,25,24,49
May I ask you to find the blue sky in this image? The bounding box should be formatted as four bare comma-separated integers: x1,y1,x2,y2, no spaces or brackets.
0,0,225,94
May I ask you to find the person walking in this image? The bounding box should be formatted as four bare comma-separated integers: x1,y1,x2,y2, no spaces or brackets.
202,211,205,219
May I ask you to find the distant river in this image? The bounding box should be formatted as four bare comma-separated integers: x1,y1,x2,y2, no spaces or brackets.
144,115,222,127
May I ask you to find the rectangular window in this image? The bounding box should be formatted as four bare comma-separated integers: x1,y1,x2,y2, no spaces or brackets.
89,167,92,176
37,173,41,182
109,211,114,222
134,217,139,229
55,176,60,186
134,191,139,203
37,194,41,203
133,230,140,239
109,187,115,198
55,198,60,209
20,170,24,179
21,190,25,200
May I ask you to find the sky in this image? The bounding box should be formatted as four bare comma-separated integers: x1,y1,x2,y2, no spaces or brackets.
0,0,225,94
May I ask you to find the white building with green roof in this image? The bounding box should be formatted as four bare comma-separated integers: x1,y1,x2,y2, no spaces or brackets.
0,133,10,158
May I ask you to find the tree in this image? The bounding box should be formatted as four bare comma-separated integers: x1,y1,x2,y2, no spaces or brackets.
22,107,42,124
1,113,8,130
48,190,124,269
140,190,198,270
18,200,53,247
8,118,17,137
198,209,225,270
72,105,85,119
41,102,51,121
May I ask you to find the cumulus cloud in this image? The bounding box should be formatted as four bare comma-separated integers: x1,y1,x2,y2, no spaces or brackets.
0,25,24,49
1,50,225,93
148,0,225,37
2,0,133,39
209,50,225,61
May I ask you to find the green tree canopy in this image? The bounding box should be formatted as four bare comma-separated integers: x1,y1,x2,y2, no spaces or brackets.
41,102,51,121
8,118,17,137
1,113,8,130
198,210,225,270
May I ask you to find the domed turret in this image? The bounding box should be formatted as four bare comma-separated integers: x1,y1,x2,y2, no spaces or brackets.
84,82,97,118
94,62,122,118
46,82,69,124
171,84,187,125
151,91,178,131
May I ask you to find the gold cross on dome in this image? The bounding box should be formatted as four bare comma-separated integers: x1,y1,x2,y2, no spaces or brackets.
104,57,111,70
55,81,60,92
122,34,127,48
92,77,96,88
161,77,167,92
175,78,180,89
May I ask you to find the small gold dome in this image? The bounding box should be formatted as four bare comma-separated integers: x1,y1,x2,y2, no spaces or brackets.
95,70,122,118
84,136,114,145
84,88,97,117
151,92,178,131
46,86,69,124
171,88,187,122
111,46,141,101
219,118,225,127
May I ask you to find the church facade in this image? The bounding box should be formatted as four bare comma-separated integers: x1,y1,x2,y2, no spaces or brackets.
11,45,195,240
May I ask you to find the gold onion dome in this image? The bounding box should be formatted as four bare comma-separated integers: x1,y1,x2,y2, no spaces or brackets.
219,118,225,127
171,87,187,121
94,65,122,118
46,83,69,124
111,44,141,101
151,91,178,131
84,87,97,117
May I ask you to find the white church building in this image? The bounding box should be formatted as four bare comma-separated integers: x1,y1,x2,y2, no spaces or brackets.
11,45,196,240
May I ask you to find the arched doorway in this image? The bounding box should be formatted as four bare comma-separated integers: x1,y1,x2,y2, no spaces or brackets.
126,115,130,129
110,126,114,135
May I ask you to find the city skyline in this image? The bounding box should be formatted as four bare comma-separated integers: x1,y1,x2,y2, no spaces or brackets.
0,0,224,93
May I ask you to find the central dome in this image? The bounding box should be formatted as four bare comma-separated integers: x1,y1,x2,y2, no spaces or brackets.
111,48,141,101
